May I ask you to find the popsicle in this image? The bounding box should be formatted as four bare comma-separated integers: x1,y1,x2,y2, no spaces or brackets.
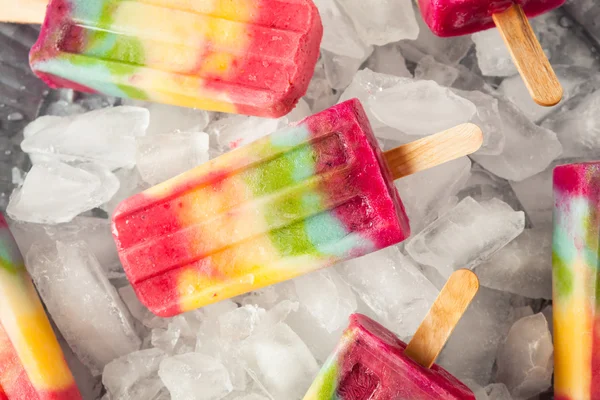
303,269,479,399
25,0,322,118
553,161,600,400
418,0,564,107
0,214,81,400
112,98,483,317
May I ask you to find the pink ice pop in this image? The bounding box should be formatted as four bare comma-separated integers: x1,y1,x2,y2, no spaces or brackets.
417,0,564,107
419,0,565,37
112,100,483,317
303,270,479,400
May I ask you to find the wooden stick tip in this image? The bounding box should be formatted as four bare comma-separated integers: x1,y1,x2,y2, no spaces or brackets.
455,123,484,153
533,85,563,107
452,269,480,291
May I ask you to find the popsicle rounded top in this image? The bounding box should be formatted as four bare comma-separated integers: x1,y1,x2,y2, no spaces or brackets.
418,0,566,37
0,215,82,400
29,0,323,118
112,99,410,317
552,161,600,400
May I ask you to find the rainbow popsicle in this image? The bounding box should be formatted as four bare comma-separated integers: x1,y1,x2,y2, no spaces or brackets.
0,214,81,400
29,0,322,118
112,99,483,318
303,314,476,399
418,0,565,37
553,162,600,400
112,99,411,317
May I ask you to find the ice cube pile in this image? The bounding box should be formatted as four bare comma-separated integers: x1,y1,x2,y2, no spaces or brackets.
0,1,598,399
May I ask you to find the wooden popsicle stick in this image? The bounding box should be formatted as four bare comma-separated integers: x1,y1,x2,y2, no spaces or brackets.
383,123,483,181
1,0,47,24
404,269,479,368
492,4,562,107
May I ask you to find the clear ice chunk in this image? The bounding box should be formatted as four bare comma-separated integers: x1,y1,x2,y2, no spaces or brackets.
406,197,525,278
26,240,141,375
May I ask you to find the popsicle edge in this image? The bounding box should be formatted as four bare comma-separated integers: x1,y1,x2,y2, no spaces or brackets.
404,269,479,368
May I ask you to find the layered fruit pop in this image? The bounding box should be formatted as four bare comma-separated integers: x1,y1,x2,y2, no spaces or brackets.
553,162,600,400
302,314,475,399
0,214,81,400
418,0,565,37
112,99,482,317
29,0,322,118
417,0,564,107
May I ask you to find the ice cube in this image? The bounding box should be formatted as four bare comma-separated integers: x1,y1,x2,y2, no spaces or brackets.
240,322,318,399
118,284,166,330
286,99,312,123
101,167,149,215
339,68,408,139
472,30,518,77
470,95,562,182
406,197,525,278
369,80,476,136
285,303,343,363
474,9,598,77
364,44,412,78
394,156,471,233
512,156,588,227
495,313,553,399
304,59,339,113
414,55,460,87
103,348,167,400
474,228,552,299
227,394,269,400
485,384,513,400
564,0,600,45
532,10,599,69
340,246,439,339
459,163,527,218
20,106,149,170
498,66,600,123
209,115,285,151
123,100,211,135
293,268,357,333
136,131,210,185
9,216,121,277
7,161,118,224
399,7,473,65
218,305,266,343
453,89,505,155
159,353,233,400
322,49,373,90
337,0,418,45
152,324,182,354
438,287,517,385
542,90,600,158
312,0,370,59
26,240,141,375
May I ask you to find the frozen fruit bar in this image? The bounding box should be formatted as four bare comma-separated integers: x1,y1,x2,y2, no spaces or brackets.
303,314,476,400
112,99,410,317
419,0,566,37
0,214,81,400
553,162,600,400
29,0,322,118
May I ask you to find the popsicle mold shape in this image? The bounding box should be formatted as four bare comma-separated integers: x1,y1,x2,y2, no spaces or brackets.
112,99,410,317
553,162,600,400
0,214,81,400
29,0,323,118
418,0,566,37
303,314,476,399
